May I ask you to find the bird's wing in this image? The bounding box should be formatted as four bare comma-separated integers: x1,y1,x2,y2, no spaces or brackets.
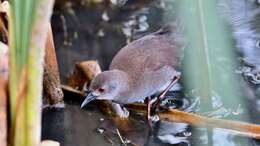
130,65,175,98
110,28,182,73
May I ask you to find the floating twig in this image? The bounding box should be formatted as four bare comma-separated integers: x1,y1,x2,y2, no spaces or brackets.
116,129,127,146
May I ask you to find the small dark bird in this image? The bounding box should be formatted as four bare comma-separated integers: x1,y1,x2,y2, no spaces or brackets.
81,24,184,122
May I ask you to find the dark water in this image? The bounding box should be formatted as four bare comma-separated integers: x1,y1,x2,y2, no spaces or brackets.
51,0,163,82
42,90,260,146
43,0,260,146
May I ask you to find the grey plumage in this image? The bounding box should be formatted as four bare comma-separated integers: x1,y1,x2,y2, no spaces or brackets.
81,24,184,115
109,26,183,103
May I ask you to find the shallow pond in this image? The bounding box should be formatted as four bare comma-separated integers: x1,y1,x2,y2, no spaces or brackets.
43,0,260,145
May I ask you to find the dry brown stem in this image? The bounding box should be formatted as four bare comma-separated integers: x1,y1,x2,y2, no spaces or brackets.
159,108,260,139
43,23,64,104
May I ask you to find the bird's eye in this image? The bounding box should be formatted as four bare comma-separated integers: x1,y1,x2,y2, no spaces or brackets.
98,88,105,92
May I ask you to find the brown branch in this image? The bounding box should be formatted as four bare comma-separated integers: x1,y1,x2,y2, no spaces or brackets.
160,108,260,139
126,104,260,139
61,84,84,96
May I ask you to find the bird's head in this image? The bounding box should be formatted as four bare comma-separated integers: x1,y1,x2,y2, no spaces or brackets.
81,70,128,108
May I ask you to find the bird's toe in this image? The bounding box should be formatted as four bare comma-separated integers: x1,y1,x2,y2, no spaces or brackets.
116,107,129,118
112,103,130,118
150,115,160,122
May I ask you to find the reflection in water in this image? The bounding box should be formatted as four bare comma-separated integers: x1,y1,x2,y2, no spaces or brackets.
97,91,193,146
156,121,189,145
122,9,149,43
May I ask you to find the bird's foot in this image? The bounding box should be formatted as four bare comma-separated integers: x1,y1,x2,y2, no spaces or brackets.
150,115,159,122
119,107,130,118
112,103,129,118
147,115,152,128
147,114,159,129
152,73,181,113
146,96,160,128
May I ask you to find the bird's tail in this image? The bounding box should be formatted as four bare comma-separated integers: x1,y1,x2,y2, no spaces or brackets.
153,22,185,47
153,22,180,36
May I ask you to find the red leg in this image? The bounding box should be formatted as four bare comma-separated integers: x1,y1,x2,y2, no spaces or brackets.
146,96,152,128
153,75,180,112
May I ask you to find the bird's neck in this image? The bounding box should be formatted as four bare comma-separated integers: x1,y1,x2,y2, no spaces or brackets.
111,69,131,92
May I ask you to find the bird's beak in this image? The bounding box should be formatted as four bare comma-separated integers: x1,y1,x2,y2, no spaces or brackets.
81,92,98,108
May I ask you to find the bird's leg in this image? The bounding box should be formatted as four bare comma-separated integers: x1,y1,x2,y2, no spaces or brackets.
153,74,181,113
145,96,152,128
111,102,129,118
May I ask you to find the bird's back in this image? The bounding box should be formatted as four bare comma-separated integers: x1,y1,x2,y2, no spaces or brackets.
110,26,183,73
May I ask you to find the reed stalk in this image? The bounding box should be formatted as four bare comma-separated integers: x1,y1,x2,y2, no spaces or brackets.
8,0,54,145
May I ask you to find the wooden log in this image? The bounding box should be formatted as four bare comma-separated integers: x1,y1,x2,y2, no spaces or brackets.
68,60,101,91
43,23,64,104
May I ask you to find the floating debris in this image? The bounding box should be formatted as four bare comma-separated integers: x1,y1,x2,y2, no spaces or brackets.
211,92,223,109
122,8,149,43
110,0,128,6
232,104,244,115
42,102,65,109
97,29,105,37
100,117,105,121
97,128,105,134
116,129,127,146
157,121,189,145
183,131,192,137
237,65,260,84
102,11,110,22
